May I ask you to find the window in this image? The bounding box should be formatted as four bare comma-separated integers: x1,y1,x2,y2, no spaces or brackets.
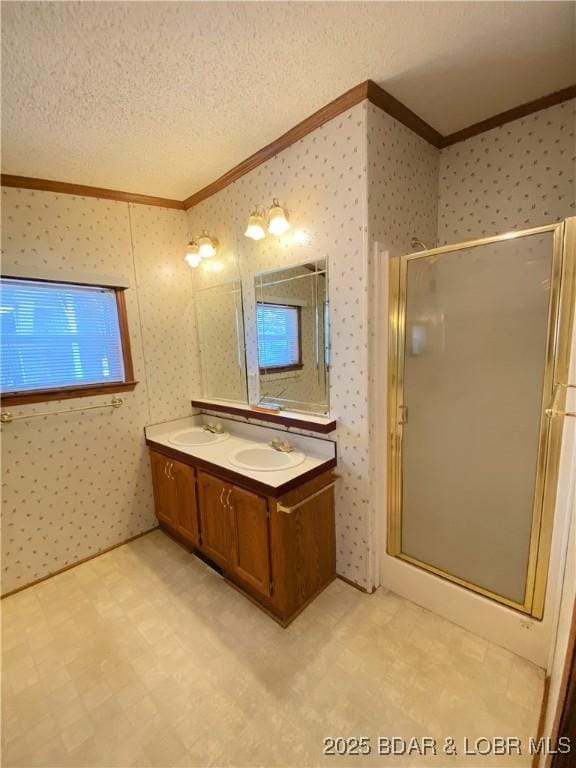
1,277,136,405
256,302,302,372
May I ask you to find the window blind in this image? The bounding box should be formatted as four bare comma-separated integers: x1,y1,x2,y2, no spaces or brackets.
257,303,300,369
1,278,125,394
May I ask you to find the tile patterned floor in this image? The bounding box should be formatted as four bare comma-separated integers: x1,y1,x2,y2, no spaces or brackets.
2,530,543,767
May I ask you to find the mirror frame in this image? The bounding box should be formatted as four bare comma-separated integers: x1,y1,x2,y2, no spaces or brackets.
249,258,330,415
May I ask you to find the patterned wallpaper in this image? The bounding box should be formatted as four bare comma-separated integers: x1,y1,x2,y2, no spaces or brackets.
128,205,200,422
1,190,195,594
3,97,571,596
438,99,576,244
366,104,440,585
367,104,439,256
188,103,374,586
187,102,441,589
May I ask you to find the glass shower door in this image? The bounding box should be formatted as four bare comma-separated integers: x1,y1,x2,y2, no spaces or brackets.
388,221,574,618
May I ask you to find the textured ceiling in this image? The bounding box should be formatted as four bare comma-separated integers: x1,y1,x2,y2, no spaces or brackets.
2,1,574,199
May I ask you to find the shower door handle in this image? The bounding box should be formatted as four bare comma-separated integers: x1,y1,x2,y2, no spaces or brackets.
398,405,408,425
546,383,576,418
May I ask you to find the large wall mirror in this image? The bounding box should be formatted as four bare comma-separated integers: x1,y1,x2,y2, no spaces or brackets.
252,260,329,414
195,280,248,403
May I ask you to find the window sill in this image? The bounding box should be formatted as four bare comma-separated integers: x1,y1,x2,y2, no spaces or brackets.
259,364,304,374
1,381,139,407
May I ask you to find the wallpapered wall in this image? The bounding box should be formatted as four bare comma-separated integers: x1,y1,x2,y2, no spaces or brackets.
188,103,374,587
1,190,195,594
188,102,441,589
367,104,439,257
366,104,440,585
438,99,576,244
3,96,573,596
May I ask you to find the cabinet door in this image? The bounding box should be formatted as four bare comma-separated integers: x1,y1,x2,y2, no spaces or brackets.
197,472,233,568
230,486,271,597
171,459,199,547
150,450,178,526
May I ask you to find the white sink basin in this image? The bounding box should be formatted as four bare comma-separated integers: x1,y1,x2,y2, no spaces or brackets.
229,445,306,472
169,427,230,447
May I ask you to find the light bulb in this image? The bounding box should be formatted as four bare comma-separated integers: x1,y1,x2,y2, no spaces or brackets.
185,242,201,267
244,210,266,240
198,232,217,259
185,253,201,268
267,199,290,235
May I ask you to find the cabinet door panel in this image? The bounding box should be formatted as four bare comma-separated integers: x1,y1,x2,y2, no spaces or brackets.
150,451,177,525
172,459,199,546
197,472,233,568
230,486,271,597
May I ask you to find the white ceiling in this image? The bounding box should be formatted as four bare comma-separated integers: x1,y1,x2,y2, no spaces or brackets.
2,2,574,200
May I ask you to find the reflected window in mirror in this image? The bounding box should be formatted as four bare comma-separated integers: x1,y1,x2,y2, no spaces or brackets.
253,260,329,415
257,303,302,373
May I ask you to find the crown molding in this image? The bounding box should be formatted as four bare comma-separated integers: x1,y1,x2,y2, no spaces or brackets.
2,81,574,210
0,174,185,209
182,81,371,209
365,80,444,148
183,80,575,208
183,80,445,209
440,85,576,147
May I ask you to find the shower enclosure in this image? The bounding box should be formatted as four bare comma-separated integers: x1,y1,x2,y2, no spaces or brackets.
388,219,575,618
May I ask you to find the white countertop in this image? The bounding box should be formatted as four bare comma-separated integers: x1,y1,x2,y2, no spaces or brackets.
145,416,336,492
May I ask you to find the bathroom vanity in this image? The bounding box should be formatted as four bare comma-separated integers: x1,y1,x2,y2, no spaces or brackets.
145,416,337,625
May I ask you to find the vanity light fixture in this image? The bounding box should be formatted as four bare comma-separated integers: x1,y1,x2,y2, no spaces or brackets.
267,199,290,235
244,208,267,241
244,199,291,241
185,232,219,268
197,231,218,259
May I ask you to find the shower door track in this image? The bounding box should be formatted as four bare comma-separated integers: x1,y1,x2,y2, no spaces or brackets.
387,218,576,619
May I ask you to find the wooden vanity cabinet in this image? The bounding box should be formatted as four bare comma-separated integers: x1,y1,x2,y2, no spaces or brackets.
268,472,337,620
170,460,199,545
149,451,199,547
229,485,272,598
196,472,234,569
148,447,336,625
196,471,272,598
150,451,175,524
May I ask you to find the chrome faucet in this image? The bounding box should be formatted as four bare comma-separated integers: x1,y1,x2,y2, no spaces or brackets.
202,422,224,434
270,438,294,453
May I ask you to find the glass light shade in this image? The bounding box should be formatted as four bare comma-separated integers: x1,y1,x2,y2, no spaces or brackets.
198,233,217,259
267,200,290,235
185,242,201,268
244,212,266,240
185,252,202,268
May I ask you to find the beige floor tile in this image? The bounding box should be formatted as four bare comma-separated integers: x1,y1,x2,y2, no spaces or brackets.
2,530,544,768
141,722,189,767
60,714,95,752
